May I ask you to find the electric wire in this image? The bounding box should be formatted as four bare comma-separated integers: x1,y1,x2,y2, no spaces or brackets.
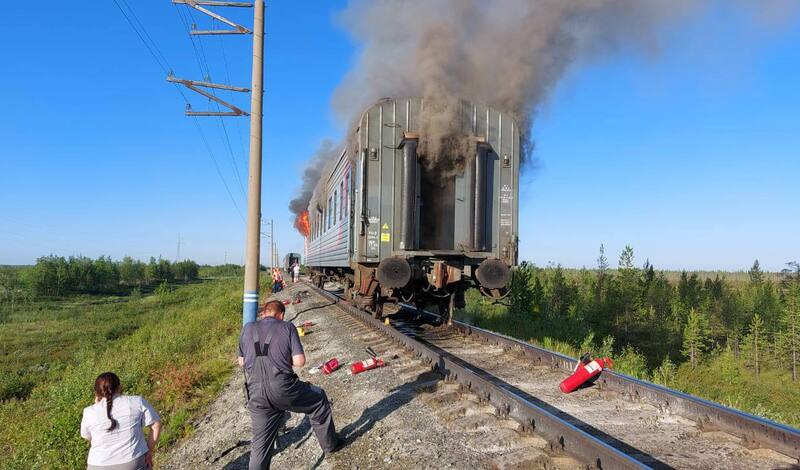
192,15,246,197
118,0,171,73
112,0,245,223
218,28,249,162
112,0,170,75
173,6,247,199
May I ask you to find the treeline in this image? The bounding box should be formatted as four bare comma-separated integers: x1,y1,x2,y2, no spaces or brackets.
199,263,244,278
494,245,800,382
0,256,200,299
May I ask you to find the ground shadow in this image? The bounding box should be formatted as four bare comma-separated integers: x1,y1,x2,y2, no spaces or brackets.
222,414,317,470
338,370,442,445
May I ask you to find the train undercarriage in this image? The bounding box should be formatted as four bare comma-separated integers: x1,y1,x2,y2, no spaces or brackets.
309,255,511,324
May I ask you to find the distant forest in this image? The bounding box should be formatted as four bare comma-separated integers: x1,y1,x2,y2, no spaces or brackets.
0,255,201,300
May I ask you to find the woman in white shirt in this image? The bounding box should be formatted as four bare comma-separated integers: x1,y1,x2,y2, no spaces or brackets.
80,372,162,470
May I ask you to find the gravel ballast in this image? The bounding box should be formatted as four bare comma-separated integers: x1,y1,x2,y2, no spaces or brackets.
161,282,568,469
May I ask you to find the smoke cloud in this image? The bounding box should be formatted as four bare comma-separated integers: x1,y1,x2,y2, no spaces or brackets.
288,140,342,233
333,0,798,166
290,0,798,233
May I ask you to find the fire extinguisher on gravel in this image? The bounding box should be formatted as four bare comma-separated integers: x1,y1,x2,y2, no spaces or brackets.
559,354,613,393
350,347,385,375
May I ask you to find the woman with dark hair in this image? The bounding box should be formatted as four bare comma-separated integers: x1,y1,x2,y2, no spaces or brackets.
80,372,161,470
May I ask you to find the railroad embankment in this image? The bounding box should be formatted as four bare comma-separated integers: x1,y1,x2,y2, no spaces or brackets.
162,282,584,469
0,279,242,469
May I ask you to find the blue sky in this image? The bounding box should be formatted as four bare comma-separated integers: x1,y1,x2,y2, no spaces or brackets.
0,2,798,271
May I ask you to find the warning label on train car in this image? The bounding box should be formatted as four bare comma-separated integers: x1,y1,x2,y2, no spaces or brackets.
381,223,390,242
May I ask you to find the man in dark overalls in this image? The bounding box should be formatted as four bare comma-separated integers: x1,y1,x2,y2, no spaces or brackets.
238,300,341,469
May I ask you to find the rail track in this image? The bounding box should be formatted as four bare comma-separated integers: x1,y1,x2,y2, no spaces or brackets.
307,281,800,470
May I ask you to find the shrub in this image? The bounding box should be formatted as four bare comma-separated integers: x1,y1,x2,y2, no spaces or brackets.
0,373,34,401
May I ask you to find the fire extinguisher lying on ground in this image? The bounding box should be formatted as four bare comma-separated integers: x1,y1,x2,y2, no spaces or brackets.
350,347,385,375
559,353,613,393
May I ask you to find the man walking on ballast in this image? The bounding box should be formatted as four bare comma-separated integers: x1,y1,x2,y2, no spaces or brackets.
238,300,342,469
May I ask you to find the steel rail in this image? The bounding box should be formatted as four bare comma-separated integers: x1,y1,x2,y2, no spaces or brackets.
310,285,650,470
442,318,800,461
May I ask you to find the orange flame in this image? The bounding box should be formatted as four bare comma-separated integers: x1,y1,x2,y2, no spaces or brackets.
294,210,310,237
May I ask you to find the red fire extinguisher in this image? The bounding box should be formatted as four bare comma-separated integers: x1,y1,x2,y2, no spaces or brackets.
350,357,385,375
559,355,613,393
350,347,385,375
321,358,340,375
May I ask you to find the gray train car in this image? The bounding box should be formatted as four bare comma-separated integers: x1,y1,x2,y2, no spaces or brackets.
305,152,352,267
284,252,301,270
307,97,520,320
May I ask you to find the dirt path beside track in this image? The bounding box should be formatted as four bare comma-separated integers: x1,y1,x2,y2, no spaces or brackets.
161,282,552,469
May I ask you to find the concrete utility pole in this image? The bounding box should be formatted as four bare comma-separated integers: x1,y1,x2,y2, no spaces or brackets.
242,0,265,324
168,0,259,325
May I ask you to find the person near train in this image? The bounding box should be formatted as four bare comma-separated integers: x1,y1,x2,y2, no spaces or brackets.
80,372,162,470
291,262,300,283
271,268,283,293
238,300,342,469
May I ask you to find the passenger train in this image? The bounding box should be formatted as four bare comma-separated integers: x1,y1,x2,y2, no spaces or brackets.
305,97,520,321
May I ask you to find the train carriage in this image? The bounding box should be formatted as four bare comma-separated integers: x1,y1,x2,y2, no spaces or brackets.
284,253,301,271
306,97,520,321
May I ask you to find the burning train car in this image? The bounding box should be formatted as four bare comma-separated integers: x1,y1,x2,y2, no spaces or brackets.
303,97,519,321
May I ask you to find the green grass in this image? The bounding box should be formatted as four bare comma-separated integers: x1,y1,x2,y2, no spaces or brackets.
0,279,242,469
673,352,800,426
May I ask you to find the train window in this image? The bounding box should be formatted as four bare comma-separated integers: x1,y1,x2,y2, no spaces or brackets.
344,170,350,217
340,181,345,221
334,189,338,225
328,196,333,229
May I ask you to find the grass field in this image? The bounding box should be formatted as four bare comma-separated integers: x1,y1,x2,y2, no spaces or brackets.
0,278,243,469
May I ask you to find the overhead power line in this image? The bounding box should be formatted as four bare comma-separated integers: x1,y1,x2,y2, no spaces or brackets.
111,0,246,223
173,6,247,198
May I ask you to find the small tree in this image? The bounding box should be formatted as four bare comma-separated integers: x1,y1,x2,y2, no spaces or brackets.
617,245,640,337
616,345,649,380
682,308,709,368
782,283,800,382
749,259,764,285
595,243,608,306
509,263,534,316
596,335,615,359
718,345,741,386
652,356,676,386
744,313,766,382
